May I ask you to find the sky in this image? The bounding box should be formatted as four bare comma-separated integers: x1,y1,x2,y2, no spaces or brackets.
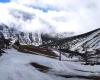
0,0,9,3
0,0,100,34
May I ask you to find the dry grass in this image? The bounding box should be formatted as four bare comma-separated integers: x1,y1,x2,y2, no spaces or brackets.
13,45,58,58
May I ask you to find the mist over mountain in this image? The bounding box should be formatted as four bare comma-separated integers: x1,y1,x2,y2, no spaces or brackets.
0,23,74,46
0,1,100,80
0,0,100,34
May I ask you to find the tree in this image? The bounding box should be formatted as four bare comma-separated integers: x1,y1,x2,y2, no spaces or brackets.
14,40,20,46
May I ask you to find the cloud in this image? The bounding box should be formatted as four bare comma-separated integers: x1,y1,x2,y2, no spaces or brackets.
11,0,82,11
0,0,99,34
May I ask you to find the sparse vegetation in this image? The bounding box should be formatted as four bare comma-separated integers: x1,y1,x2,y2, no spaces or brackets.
13,45,58,58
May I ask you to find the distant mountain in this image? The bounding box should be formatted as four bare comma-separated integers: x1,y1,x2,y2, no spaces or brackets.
0,24,74,46
41,28,100,52
0,9,75,46
0,22,99,53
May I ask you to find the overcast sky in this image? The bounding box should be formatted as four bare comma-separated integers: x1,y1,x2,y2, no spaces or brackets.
0,0,100,34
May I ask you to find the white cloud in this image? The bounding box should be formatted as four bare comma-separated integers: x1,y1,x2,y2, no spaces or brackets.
0,0,99,34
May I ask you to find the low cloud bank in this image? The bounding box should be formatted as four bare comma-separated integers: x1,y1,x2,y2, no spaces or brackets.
0,0,99,34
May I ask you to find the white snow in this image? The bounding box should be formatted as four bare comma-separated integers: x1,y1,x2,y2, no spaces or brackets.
0,48,100,80
71,30,100,51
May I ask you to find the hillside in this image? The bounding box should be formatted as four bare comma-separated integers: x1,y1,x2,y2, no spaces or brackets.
41,28,100,52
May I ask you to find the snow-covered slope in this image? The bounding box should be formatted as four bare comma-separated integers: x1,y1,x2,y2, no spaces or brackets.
0,48,100,80
41,28,100,52
71,28,100,51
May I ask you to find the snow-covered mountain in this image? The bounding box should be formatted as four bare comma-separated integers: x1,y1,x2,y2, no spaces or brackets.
71,28,100,51
0,26,100,80
0,1,100,80
0,19,100,80
41,28,100,52
0,21,100,52
0,23,74,46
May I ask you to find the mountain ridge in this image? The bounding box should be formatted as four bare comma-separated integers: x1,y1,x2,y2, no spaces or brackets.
0,24,74,46
40,28,100,52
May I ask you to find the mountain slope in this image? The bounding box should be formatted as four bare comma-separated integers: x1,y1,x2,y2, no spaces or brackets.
0,23,99,53
0,23,74,46
41,28,100,52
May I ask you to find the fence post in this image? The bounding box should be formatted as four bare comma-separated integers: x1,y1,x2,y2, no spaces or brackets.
59,52,61,61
